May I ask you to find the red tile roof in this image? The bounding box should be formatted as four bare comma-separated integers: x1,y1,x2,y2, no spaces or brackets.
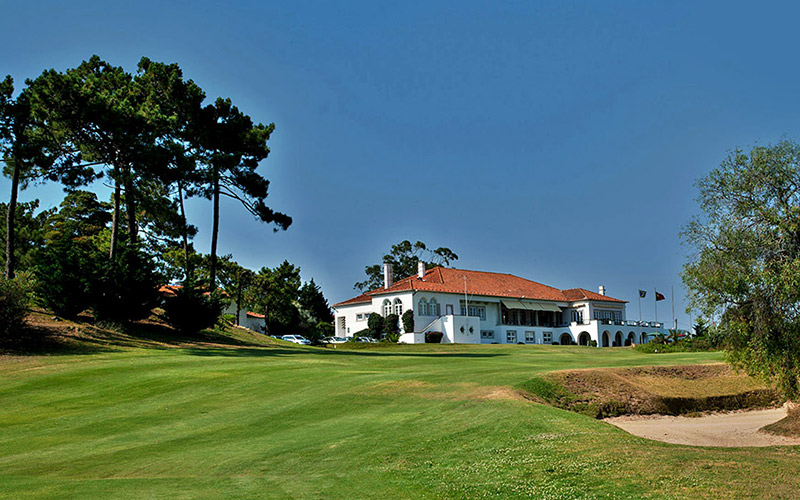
562,288,625,303
333,267,626,306
333,292,373,307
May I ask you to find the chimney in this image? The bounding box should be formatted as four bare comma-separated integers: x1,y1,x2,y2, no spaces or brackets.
598,285,606,296
383,263,393,289
417,261,426,279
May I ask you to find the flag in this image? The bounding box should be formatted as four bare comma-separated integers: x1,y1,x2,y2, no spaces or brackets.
638,290,646,298
655,291,666,301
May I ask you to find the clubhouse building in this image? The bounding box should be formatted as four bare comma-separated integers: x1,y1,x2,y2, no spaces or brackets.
332,264,665,346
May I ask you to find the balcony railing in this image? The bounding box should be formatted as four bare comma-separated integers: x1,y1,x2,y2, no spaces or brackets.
554,319,665,329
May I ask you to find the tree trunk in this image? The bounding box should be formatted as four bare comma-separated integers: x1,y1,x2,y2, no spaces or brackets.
4,161,20,279
124,171,137,246
235,269,242,326
177,181,191,281
209,164,220,291
109,180,121,260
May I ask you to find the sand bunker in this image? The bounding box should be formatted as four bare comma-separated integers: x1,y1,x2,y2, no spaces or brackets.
605,406,800,447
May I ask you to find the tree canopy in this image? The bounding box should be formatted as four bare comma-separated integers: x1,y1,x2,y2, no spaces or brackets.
1,56,299,333
683,139,800,398
354,240,458,291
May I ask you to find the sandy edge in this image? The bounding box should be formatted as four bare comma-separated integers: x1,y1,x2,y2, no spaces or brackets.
604,406,800,447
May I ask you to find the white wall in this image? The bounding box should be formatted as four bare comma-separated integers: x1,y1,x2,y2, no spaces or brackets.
332,302,373,337
335,289,664,345
332,291,415,337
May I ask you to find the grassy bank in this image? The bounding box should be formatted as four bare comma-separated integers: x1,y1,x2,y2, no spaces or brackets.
519,364,781,418
1,328,798,499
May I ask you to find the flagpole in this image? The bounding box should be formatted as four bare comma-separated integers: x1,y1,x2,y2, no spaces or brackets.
671,285,675,330
638,294,642,323
654,288,657,324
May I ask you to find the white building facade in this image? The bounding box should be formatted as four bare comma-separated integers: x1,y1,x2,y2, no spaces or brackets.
332,264,665,346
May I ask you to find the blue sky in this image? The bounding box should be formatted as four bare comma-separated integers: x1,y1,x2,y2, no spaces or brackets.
3,1,800,330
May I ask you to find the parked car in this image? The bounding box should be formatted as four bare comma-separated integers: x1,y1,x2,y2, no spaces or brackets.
329,337,348,343
281,335,311,345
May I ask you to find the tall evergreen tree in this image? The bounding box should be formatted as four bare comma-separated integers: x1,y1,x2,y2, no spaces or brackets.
2,75,93,278
194,98,291,291
299,278,332,324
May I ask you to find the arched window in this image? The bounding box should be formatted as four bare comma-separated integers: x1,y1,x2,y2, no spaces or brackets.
383,299,392,317
418,298,428,316
429,298,440,316
393,298,403,315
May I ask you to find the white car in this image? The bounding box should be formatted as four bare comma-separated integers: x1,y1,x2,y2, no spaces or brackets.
281,335,311,345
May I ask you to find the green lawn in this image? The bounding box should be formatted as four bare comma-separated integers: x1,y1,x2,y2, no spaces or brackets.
0,342,796,499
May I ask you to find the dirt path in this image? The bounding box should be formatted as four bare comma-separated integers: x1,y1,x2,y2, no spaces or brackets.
604,407,800,447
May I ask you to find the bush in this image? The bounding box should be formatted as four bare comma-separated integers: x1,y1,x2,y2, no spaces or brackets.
367,312,383,339
0,274,33,340
383,313,400,337
34,238,97,317
383,332,400,343
91,247,161,322
402,309,414,333
34,240,160,322
305,321,334,345
634,336,719,353
163,284,225,334
425,331,443,343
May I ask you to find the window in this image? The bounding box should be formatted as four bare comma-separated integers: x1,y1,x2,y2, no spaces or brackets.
461,305,487,320
356,313,365,321
525,331,535,343
542,331,553,343
504,310,520,325
506,330,517,343
393,298,403,316
593,310,622,322
481,330,494,339
383,299,392,317
571,310,584,323
429,298,440,316
418,299,428,316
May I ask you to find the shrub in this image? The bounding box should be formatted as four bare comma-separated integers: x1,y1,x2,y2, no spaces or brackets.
352,328,369,339
383,313,400,337
0,274,33,340
34,240,160,322
305,321,334,345
634,336,719,353
425,331,443,343
401,309,414,333
163,284,225,334
91,247,161,322
383,332,400,343
367,313,383,339
34,238,97,317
